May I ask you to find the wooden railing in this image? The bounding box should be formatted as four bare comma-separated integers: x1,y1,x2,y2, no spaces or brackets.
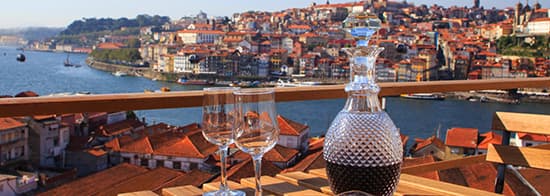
1,77,549,117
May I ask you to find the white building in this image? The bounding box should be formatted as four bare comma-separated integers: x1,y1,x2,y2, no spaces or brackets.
107,127,216,172
276,115,309,154
281,37,294,53
177,30,225,44
0,118,28,166
526,18,550,35
174,53,198,73
27,115,70,167
513,133,550,147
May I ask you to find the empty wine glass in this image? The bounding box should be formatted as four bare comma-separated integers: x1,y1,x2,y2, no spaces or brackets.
233,88,279,196
202,87,245,196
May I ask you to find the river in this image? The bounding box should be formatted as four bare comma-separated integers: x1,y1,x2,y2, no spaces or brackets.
1,47,550,145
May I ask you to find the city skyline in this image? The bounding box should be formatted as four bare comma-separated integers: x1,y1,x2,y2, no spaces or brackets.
0,0,548,28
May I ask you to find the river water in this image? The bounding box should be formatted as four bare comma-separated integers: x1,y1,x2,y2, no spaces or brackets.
1,47,549,144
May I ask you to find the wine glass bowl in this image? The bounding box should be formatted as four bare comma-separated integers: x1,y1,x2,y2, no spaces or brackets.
233,88,279,196
202,87,245,196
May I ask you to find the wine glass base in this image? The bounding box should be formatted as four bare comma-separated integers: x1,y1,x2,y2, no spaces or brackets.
203,189,246,196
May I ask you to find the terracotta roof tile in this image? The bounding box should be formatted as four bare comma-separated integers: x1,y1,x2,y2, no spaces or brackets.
38,163,148,196
98,119,144,137
517,133,550,142
413,136,446,152
402,156,439,180
278,115,308,136
0,118,25,130
458,162,516,195
118,136,153,154
98,167,184,196
264,145,299,162
214,157,282,182
477,131,503,150
445,127,478,148
282,150,325,173
14,91,39,97
518,168,550,194
157,169,214,190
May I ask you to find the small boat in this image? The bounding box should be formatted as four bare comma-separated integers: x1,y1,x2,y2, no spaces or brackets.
177,77,213,85
64,54,81,67
113,71,128,77
400,93,445,100
160,87,171,92
16,54,26,62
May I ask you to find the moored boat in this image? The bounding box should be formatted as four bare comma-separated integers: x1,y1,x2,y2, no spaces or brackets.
113,71,128,77
177,77,214,85
400,93,445,100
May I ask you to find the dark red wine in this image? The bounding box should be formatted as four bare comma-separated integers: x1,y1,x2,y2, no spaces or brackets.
326,162,401,196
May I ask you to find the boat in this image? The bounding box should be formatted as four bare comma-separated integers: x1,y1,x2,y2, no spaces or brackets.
64,54,81,67
400,93,445,100
177,77,214,85
113,71,128,77
160,87,171,92
16,54,26,62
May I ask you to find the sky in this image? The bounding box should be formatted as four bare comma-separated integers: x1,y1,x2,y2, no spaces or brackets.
1,0,548,28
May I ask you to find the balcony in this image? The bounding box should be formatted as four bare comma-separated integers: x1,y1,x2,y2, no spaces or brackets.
1,77,550,195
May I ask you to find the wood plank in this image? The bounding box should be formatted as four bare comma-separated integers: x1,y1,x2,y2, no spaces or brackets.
486,144,550,170
276,172,333,195
306,169,442,195
308,169,327,179
492,112,550,135
117,191,158,196
162,185,202,196
399,174,501,196
1,78,549,117
401,155,487,175
240,176,328,196
202,181,255,195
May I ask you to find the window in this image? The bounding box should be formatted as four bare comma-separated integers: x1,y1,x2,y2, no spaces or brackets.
156,160,164,168
173,161,181,170
53,138,59,146
140,159,149,167
122,157,130,163
190,162,198,170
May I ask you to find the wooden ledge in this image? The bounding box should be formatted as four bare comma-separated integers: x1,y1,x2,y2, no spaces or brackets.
1,78,549,117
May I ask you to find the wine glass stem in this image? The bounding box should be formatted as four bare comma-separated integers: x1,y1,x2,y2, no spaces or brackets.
219,146,229,192
252,156,263,196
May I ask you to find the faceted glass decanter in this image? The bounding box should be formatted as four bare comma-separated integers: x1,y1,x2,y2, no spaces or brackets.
324,12,403,196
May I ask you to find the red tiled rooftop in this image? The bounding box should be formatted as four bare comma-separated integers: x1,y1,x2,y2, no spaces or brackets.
98,119,144,137
264,145,299,162
402,155,439,180
278,115,308,136
477,131,503,150
413,136,445,152
0,117,25,130
518,168,550,194
517,132,550,142
14,91,39,97
445,127,478,148
97,42,124,49
215,157,282,182
282,150,325,173
38,163,148,196
157,169,214,190
98,167,184,196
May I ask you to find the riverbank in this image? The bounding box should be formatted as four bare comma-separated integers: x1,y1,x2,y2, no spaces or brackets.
87,59,180,82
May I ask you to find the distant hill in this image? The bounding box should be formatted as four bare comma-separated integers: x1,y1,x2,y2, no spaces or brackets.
0,27,63,41
61,14,170,35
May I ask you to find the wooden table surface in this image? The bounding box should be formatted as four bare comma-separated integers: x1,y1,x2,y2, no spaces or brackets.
154,168,502,196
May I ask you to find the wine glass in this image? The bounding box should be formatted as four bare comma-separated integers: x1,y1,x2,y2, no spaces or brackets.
233,88,279,196
202,87,245,196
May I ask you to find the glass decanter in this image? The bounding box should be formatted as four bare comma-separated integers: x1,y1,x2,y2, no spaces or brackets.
323,13,403,196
